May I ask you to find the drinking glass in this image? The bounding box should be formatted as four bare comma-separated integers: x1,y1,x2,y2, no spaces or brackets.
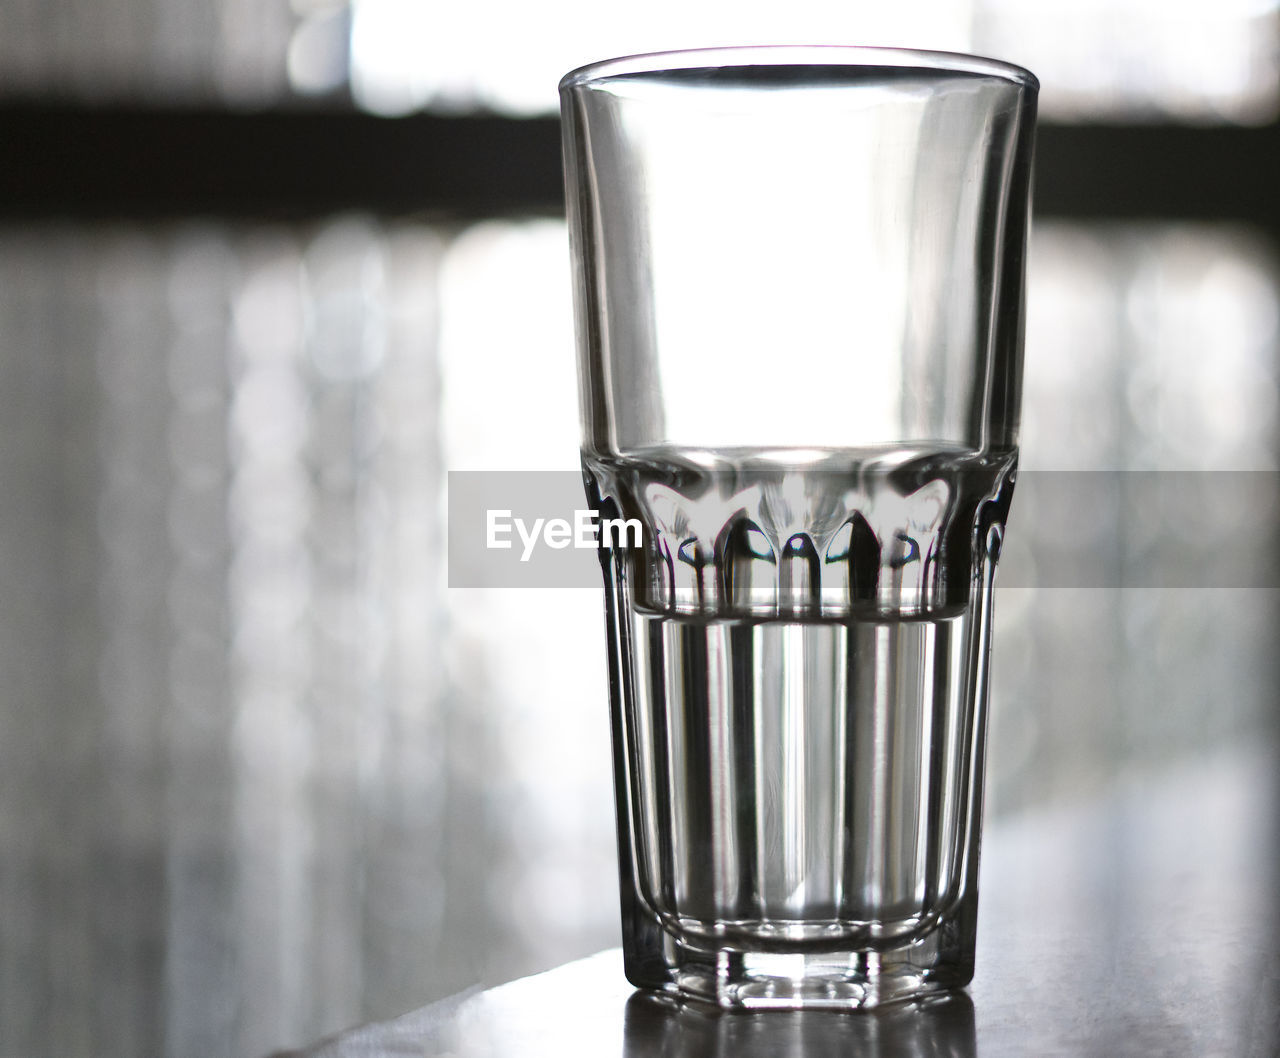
560,46,1037,1010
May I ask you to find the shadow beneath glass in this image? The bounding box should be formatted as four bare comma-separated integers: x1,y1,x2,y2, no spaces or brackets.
622,989,976,1058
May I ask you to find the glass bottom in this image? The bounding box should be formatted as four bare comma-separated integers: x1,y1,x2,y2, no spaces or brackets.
621,895,977,1011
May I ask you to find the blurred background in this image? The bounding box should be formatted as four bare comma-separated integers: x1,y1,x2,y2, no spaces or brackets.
0,3,1277,1056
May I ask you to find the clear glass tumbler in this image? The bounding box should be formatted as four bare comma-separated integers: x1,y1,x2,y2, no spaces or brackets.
560,46,1037,1010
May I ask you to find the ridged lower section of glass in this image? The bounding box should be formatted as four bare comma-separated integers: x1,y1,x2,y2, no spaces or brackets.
590,447,1006,1009
602,589,995,1007
606,614,989,1009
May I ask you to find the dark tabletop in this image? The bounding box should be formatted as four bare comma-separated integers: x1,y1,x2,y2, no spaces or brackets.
284,745,1280,1058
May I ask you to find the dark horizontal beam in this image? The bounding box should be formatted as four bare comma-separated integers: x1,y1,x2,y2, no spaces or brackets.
0,106,565,221
1033,122,1280,231
0,104,1277,229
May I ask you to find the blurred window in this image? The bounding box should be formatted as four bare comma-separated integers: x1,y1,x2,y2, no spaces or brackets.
1,5,1279,1056
2,0,1275,120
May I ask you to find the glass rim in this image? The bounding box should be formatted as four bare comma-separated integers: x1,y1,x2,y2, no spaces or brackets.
559,44,1038,94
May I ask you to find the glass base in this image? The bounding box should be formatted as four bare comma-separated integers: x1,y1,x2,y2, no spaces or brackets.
621,898,977,1011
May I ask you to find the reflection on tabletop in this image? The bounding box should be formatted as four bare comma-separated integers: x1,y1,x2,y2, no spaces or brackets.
621,991,975,1058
